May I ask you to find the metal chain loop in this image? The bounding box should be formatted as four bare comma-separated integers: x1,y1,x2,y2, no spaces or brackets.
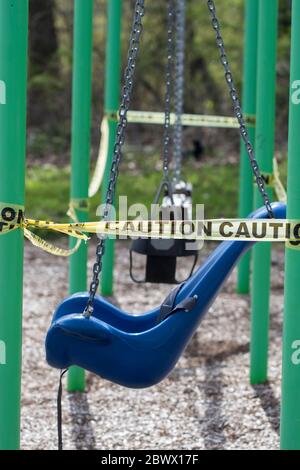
84,0,272,318
84,0,145,318
173,0,186,183
162,0,176,182
207,0,274,218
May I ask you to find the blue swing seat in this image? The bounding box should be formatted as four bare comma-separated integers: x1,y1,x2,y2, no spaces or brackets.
46,202,286,388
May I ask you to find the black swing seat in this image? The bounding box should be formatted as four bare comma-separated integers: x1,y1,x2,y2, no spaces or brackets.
130,181,198,284
45,203,286,389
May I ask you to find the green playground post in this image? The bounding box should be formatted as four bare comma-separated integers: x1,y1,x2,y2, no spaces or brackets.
0,0,28,449
101,0,122,297
68,0,94,392
250,0,278,385
280,0,300,450
237,0,259,294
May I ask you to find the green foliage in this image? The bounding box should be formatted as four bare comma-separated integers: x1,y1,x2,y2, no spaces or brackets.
26,165,70,221
25,0,290,235
25,151,287,240
25,157,239,224
26,0,291,161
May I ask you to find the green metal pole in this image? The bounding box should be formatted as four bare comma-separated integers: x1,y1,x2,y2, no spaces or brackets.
101,0,122,297
250,0,278,385
280,0,300,450
67,0,94,392
0,0,28,449
237,0,259,294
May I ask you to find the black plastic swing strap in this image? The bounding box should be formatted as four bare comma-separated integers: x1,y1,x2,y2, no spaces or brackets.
57,369,68,451
158,283,197,323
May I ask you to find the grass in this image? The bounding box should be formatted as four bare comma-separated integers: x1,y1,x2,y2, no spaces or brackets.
26,165,70,221
26,161,239,222
25,153,288,228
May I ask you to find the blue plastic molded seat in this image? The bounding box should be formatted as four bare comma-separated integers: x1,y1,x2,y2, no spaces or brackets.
45,202,286,388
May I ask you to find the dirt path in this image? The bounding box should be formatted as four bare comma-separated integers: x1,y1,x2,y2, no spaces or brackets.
21,241,284,450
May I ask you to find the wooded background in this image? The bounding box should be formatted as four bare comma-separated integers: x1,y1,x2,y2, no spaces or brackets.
27,0,291,163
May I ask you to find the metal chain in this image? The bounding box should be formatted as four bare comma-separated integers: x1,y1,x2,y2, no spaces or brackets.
207,0,274,218
162,0,176,182
83,0,270,318
173,0,186,184
84,0,145,318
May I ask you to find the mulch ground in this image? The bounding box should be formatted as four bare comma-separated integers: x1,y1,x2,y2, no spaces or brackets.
21,241,284,450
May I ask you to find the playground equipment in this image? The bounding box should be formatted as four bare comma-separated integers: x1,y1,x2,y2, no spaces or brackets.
236,0,258,295
250,0,278,385
68,0,122,392
0,0,28,450
130,0,198,285
45,0,286,448
68,0,94,393
129,181,199,285
0,0,300,452
46,202,286,389
281,0,300,449
101,4,257,297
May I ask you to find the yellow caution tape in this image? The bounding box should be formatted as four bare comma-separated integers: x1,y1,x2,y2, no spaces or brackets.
88,117,110,198
273,158,287,204
286,241,300,250
23,228,84,257
74,219,300,244
23,217,88,240
0,203,24,235
253,160,287,205
255,172,275,188
0,202,88,257
106,111,256,128
23,217,87,257
127,111,256,129
106,110,119,122
62,198,91,257
69,198,89,213
19,218,300,244
3,203,300,253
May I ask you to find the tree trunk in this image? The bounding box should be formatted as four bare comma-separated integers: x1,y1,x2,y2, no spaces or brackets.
29,0,58,72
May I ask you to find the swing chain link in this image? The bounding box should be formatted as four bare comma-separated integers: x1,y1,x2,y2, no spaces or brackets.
162,0,176,181
173,0,186,184
84,0,274,317
84,0,145,318
207,0,274,219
